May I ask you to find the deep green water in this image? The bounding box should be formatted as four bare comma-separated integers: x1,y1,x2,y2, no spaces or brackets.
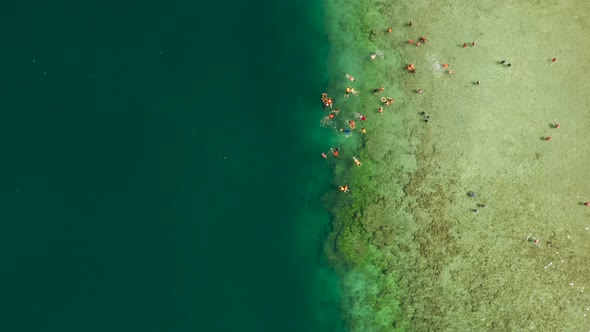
2,0,344,331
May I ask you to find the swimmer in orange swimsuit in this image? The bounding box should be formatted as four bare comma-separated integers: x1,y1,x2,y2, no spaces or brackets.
339,185,350,193
331,148,340,157
353,157,362,167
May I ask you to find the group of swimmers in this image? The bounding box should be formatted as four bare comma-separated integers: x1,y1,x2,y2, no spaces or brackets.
336,156,362,193
321,93,333,109
326,22,451,193
321,22,539,194
319,71,383,193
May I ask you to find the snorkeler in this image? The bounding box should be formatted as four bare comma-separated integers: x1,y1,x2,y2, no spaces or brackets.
370,51,383,60
339,185,350,193
526,234,540,246
344,73,356,81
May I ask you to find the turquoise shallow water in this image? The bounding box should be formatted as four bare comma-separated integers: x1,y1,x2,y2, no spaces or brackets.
2,0,344,331
316,0,590,330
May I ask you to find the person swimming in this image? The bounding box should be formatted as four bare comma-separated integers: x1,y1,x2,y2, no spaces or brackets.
370,51,383,60
330,148,340,157
353,157,362,167
344,86,359,98
344,73,355,81
321,93,332,108
345,86,352,97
